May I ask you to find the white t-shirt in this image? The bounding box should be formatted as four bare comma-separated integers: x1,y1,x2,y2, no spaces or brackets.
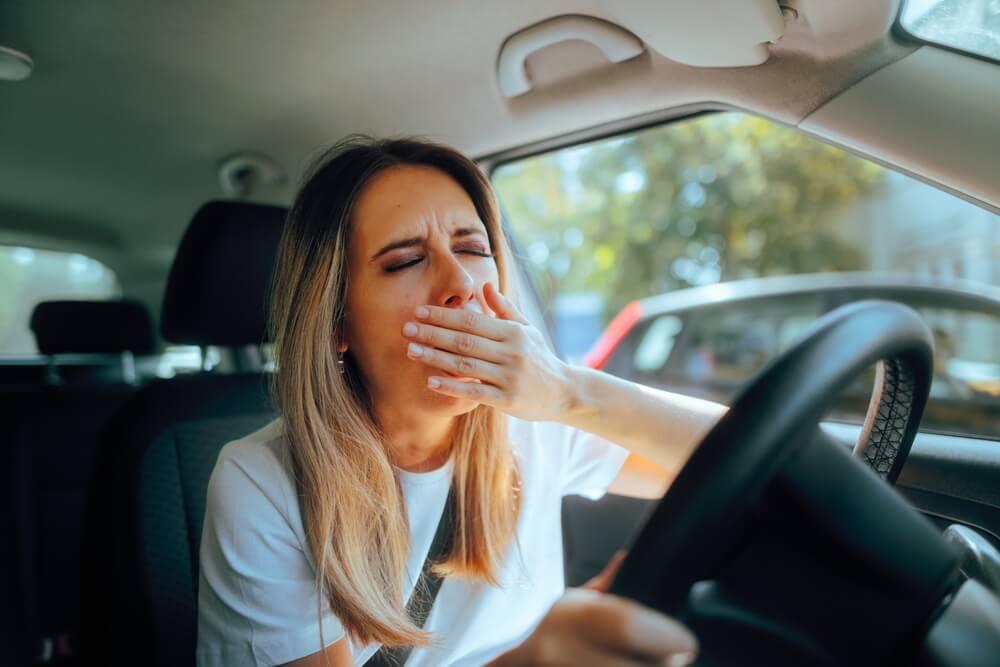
196,416,629,667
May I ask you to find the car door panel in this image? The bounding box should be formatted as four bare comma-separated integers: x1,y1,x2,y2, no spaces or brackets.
563,424,1000,587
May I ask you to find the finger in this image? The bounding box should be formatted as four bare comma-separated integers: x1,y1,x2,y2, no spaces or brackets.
583,550,628,592
572,591,698,660
484,281,529,324
414,304,512,341
426,375,504,404
403,322,508,363
407,343,506,386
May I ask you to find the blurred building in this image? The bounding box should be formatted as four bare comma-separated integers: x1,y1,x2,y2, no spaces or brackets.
834,170,1000,361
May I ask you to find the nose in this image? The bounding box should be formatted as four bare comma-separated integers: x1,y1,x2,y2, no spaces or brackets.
435,253,476,309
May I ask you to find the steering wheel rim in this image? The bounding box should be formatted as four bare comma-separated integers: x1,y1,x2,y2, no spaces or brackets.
853,356,920,482
610,300,935,614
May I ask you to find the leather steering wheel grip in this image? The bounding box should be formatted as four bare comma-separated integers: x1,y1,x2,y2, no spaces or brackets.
855,356,920,483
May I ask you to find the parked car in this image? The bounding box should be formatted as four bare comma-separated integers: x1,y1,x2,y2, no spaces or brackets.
585,273,1000,439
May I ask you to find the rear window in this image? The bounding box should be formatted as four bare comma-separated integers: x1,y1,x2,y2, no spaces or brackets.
0,245,121,356
492,111,1000,440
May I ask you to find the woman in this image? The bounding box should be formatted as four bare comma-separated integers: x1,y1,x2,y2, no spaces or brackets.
197,136,725,666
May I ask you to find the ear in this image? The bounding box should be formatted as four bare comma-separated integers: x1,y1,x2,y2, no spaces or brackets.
336,341,349,353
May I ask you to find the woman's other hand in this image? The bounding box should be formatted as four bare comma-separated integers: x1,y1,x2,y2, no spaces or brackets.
402,281,573,421
487,552,698,666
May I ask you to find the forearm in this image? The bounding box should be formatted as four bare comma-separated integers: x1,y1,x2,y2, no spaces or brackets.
560,365,727,473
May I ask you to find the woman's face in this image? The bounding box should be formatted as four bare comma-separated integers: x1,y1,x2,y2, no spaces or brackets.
343,165,500,416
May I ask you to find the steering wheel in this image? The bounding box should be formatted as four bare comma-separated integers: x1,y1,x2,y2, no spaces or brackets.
608,300,988,665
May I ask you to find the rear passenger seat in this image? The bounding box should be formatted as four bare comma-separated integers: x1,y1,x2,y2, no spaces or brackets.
0,361,48,393
80,201,285,667
1,300,154,667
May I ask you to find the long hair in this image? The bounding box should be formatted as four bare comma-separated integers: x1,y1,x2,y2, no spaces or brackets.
268,136,522,650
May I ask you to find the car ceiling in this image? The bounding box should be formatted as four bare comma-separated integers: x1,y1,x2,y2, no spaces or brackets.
0,0,996,315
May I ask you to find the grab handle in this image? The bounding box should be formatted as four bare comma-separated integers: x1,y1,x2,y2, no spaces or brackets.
497,15,643,98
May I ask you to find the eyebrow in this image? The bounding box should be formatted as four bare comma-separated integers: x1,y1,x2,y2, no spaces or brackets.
370,227,488,261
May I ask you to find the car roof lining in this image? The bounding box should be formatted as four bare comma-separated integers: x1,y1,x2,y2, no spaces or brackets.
0,0,995,306
802,47,1000,215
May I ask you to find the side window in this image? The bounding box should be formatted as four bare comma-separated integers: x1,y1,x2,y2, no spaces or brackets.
911,304,999,437
493,111,1000,439
663,296,824,396
633,315,683,374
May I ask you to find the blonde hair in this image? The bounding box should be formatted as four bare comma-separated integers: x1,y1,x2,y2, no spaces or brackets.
268,136,522,650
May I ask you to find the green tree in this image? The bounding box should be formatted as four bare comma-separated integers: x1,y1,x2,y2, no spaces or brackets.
493,112,883,320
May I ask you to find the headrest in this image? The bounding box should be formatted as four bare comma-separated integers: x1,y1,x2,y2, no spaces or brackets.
160,201,287,346
31,300,155,355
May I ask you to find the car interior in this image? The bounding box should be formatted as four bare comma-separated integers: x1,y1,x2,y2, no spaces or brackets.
1,1,999,665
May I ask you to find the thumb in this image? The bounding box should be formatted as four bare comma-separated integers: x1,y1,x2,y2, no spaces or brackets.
483,281,528,324
582,550,627,592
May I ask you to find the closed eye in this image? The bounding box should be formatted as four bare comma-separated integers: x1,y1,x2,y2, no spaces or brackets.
384,248,493,273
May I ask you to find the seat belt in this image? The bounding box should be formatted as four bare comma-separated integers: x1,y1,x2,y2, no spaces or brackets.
366,486,456,667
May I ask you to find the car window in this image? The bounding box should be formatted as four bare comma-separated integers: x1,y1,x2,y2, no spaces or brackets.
670,296,826,388
492,111,1000,440
604,295,826,397
0,245,121,356
633,314,683,374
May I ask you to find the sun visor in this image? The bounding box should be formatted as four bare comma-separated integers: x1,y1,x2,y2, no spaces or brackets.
601,0,786,68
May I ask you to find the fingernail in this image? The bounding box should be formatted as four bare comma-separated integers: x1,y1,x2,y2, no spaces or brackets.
632,613,697,655
415,306,429,319
665,652,697,667
403,322,418,336
407,342,423,358
427,376,441,388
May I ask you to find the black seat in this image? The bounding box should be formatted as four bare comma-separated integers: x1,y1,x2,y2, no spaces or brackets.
32,300,157,386
0,361,48,393
80,201,285,667
1,299,155,667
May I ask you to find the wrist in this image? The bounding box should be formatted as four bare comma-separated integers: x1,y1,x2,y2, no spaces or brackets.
560,364,597,423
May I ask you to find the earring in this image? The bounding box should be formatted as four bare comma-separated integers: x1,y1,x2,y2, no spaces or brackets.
337,352,346,375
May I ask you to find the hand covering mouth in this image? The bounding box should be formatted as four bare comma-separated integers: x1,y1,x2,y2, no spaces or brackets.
438,349,481,382
433,299,485,383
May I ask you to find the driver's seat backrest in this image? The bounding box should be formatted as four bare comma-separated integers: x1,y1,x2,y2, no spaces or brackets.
141,411,274,665
81,201,285,667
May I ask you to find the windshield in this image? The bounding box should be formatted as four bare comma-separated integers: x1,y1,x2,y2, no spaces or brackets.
900,0,1000,63
493,111,1000,440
